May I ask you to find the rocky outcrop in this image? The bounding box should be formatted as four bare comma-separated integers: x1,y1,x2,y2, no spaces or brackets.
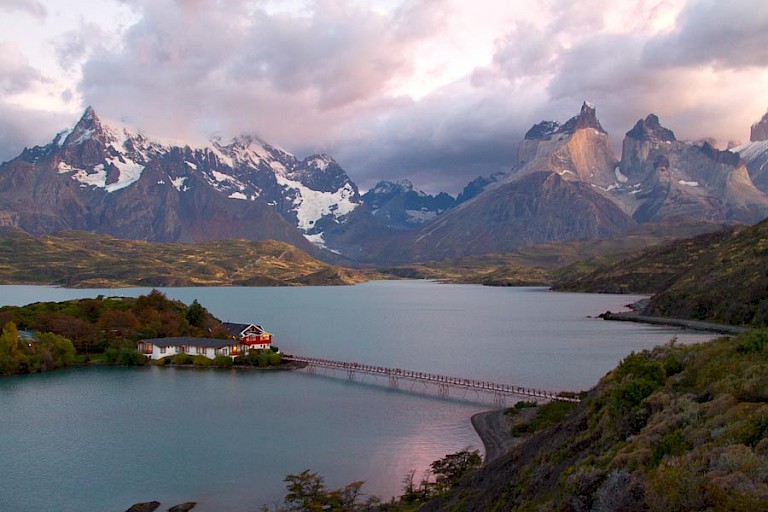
734,111,768,194
750,110,768,142
618,114,768,223
515,102,617,187
373,103,633,263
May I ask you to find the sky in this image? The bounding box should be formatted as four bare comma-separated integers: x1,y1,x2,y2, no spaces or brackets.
1,0,768,193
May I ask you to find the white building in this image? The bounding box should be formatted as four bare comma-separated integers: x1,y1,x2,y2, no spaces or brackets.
138,337,246,360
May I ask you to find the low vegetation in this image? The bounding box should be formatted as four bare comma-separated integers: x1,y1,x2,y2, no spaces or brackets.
262,450,482,511
0,290,224,355
0,228,367,287
555,218,768,326
420,332,768,511
259,331,768,511
380,219,728,286
0,321,75,374
0,291,287,374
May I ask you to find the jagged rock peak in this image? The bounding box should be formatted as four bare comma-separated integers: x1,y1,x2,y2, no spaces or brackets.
750,110,768,142
698,141,741,167
63,106,111,146
626,114,676,143
524,120,560,141
559,101,606,135
525,102,606,140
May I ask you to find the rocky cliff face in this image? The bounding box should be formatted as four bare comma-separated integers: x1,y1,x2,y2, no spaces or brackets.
618,115,768,223
0,108,367,254
377,171,636,262
515,102,617,188
4,105,768,265
733,111,768,194
373,103,636,263
750,110,768,142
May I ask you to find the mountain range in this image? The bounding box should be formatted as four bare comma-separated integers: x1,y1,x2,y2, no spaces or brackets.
2,104,768,264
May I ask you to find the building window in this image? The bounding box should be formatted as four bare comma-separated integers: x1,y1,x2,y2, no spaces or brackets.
160,346,166,354
197,346,204,355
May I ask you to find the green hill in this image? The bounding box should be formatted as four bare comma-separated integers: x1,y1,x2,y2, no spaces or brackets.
554,218,768,326
0,229,367,287
422,332,768,511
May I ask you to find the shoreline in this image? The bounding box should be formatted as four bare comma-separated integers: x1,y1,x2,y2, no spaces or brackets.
471,410,521,464
599,310,748,335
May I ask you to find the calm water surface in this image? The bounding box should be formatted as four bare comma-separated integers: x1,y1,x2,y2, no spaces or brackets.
0,282,715,511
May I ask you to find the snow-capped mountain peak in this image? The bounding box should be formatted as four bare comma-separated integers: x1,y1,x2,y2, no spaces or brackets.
16,107,363,252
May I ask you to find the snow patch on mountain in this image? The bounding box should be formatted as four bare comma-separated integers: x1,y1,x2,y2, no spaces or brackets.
105,158,144,192
72,165,107,188
171,177,189,192
406,209,439,223
276,173,357,231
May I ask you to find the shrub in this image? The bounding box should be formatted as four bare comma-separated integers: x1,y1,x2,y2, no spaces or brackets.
172,353,193,365
192,355,213,367
116,349,146,366
512,400,575,436
213,355,234,367
104,347,119,364
737,330,768,354
505,400,538,417
649,428,691,467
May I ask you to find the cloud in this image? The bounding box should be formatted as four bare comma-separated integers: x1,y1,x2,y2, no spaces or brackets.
0,0,47,19
0,103,70,163
2,0,768,195
643,0,768,69
78,0,444,142
0,42,44,94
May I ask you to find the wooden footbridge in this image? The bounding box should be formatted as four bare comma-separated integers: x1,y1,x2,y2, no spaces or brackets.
282,354,580,406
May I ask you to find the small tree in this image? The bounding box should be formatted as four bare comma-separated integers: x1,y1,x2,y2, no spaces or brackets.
283,470,327,511
430,449,482,493
185,299,206,328
0,322,24,374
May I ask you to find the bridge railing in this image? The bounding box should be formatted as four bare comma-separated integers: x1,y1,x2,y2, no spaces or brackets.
282,354,581,403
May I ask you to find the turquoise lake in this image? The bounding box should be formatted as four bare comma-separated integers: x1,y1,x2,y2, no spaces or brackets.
0,282,716,511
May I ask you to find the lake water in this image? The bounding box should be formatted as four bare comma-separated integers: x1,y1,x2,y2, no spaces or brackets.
0,282,716,511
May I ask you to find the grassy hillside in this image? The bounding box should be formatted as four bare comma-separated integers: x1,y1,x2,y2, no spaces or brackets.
380,220,730,285
0,229,367,287
554,218,768,326
422,332,768,511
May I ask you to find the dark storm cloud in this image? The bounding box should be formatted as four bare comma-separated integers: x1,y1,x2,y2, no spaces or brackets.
0,104,70,164
330,82,551,194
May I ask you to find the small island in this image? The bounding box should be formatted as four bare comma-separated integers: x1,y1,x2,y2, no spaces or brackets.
0,290,286,375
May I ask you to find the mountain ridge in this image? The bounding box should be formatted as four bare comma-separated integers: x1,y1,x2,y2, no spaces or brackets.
4,104,768,264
